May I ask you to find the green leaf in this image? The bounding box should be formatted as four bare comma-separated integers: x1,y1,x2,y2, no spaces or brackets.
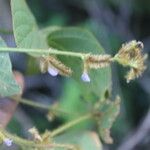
58,79,93,129
0,37,20,97
41,26,61,40
47,27,111,100
59,79,84,120
98,97,120,144
55,131,102,150
46,27,111,127
11,0,47,56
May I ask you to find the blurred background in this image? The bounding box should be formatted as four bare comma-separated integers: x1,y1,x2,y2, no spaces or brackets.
0,0,150,149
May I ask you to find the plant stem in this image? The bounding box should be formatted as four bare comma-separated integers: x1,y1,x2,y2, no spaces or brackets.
11,97,71,115
50,113,92,137
0,47,87,59
2,129,75,149
11,99,92,137
112,56,138,68
13,97,50,109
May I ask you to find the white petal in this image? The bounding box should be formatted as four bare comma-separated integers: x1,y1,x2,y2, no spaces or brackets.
3,138,13,147
81,72,90,82
48,67,58,76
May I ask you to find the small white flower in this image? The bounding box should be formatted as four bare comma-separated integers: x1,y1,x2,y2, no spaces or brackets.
48,66,59,76
81,72,90,82
3,138,13,147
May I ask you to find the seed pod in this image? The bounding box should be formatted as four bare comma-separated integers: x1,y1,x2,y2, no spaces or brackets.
39,56,73,77
47,56,73,76
39,57,49,73
86,54,111,69
114,40,147,82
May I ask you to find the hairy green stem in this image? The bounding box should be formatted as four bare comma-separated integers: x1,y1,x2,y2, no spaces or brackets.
0,47,87,59
51,113,92,137
0,113,92,149
11,97,72,115
11,97,92,137
2,129,75,149
12,97,50,109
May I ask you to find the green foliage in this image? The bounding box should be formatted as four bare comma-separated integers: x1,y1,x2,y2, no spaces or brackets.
11,0,48,56
98,97,120,144
11,0,111,102
59,79,84,120
0,37,20,97
0,0,137,149
58,80,94,130
45,27,111,130
47,27,111,100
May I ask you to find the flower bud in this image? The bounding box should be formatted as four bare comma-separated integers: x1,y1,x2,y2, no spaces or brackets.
81,72,90,82
48,66,59,76
3,138,13,147
40,56,72,77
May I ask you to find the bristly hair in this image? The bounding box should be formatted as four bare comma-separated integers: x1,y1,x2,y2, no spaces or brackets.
114,40,147,82
40,56,73,76
86,54,112,69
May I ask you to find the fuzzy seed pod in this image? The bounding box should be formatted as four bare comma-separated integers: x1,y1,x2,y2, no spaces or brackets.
86,54,112,69
39,57,49,73
114,40,147,82
47,56,72,76
39,56,73,77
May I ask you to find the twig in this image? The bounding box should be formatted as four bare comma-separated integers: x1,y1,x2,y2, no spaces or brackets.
11,97,72,115
51,113,92,137
1,129,75,150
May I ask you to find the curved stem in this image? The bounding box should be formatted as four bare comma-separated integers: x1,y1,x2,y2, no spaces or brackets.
11,97,72,115
51,113,92,137
1,114,92,149
12,97,50,109
11,98,93,137
1,129,75,149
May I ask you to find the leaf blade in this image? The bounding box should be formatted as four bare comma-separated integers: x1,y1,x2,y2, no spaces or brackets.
11,0,47,56
46,27,112,124
47,27,112,100
0,37,20,97
98,97,120,144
